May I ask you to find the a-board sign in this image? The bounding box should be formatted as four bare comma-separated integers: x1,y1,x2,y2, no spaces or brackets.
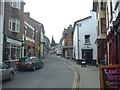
99,65,120,89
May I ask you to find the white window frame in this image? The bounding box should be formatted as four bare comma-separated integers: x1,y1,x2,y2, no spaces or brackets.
9,18,20,33
85,35,90,44
10,0,21,9
10,44,21,61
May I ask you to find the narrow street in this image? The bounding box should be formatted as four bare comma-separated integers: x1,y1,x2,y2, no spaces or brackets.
2,54,74,88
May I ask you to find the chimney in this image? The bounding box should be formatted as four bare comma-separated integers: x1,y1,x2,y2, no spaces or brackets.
24,12,30,17
68,25,72,29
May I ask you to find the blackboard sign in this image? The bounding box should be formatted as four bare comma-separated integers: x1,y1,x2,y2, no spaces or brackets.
99,65,120,89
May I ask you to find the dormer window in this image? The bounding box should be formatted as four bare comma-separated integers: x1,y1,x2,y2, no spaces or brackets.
10,0,21,9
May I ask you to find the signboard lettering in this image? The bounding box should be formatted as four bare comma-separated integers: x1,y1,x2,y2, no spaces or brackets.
99,65,120,89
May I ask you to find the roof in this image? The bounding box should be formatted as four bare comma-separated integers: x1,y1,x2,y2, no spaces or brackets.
73,16,91,32
24,12,45,33
75,16,91,23
62,25,73,36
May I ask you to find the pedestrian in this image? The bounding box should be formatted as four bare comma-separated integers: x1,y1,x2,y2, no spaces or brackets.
81,58,86,67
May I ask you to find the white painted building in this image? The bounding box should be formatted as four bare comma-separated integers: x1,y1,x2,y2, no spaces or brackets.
73,11,97,65
0,0,4,62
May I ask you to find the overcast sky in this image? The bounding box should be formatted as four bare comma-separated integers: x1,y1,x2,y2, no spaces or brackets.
23,0,93,43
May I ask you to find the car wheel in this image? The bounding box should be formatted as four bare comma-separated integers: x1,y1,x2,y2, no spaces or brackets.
18,68,22,71
9,72,14,80
32,66,36,71
41,63,44,68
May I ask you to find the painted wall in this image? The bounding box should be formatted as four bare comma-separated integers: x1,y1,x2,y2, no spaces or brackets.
73,11,97,61
0,1,4,62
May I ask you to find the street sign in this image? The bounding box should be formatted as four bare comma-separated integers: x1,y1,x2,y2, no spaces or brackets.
99,65,120,89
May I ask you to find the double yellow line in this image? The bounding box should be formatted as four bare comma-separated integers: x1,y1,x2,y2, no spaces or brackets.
59,58,80,90
72,69,78,90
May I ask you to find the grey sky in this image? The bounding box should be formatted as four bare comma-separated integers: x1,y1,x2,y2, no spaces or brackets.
23,0,93,43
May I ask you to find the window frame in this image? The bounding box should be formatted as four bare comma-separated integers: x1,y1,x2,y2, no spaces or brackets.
9,18,20,33
101,18,106,34
10,0,21,9
85,35,90,44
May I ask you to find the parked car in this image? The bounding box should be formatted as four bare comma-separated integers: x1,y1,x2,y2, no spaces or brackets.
16,56,44,71
50,50,56,54
0,62,14,81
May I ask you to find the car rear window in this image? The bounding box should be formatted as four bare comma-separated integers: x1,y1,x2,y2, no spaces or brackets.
19,58,30,62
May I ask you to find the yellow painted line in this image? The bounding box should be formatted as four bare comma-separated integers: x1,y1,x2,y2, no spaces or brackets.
59,58,79,90
72,71,77,90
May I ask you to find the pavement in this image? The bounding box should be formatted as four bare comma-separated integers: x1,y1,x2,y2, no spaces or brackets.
61,57,100,88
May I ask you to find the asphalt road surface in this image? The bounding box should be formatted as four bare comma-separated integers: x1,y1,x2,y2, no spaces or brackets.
2,54,74,88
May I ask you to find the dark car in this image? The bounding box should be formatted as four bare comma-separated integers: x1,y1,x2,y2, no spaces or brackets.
16,56,43,71
0,62,14,81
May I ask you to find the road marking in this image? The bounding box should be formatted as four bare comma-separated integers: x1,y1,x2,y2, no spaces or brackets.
58,58,80,90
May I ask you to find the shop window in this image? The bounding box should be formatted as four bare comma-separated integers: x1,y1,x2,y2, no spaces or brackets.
17,46,21,59
11,45,16,60
5,43,10,60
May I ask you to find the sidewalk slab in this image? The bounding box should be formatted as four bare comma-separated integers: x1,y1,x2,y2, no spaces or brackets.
61,57,100,88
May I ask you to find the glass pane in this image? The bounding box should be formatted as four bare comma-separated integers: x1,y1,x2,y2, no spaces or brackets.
19,58,30,62
5,43,10,60
16,22,19,32
17,48,20,59
11,46,16,60
12,22,16,31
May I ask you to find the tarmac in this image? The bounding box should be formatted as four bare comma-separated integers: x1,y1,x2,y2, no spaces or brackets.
60,57,100,89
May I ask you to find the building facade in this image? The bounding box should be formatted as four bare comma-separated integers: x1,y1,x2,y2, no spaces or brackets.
0,0,4,62
24,12,45,59
3,1,25,68
73,11,97,65
93,0,120,65
44,35,50,58
109,1,120,64
24,21,35,57
62,25,73,59
93,1,107,65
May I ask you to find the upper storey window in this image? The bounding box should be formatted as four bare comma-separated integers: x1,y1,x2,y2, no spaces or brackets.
9,18,20,33
10,0,21,9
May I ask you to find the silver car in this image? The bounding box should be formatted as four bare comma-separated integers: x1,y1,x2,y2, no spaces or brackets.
0,62,14,81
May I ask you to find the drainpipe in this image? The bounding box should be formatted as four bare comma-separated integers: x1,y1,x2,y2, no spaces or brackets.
77,24,80,61
39,28,41,59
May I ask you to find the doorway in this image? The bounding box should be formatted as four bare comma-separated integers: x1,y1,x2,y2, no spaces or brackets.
82,49,93,64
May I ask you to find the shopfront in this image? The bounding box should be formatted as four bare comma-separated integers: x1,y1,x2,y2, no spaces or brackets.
4,37,22,69
113,12,120,64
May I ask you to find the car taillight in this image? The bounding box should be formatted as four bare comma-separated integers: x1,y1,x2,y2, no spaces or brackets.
29,61,33,65
16,62,19,64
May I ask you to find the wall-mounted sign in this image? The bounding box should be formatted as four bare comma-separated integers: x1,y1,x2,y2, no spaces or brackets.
99,65,120,89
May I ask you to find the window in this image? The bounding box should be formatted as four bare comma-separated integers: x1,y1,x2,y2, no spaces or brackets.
11,45,21,60
5,43,21,60
10,0,21,9
9,18,20,32
5,43,10,60
85,35,90,44
101,18,106,33
98,21,100,36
